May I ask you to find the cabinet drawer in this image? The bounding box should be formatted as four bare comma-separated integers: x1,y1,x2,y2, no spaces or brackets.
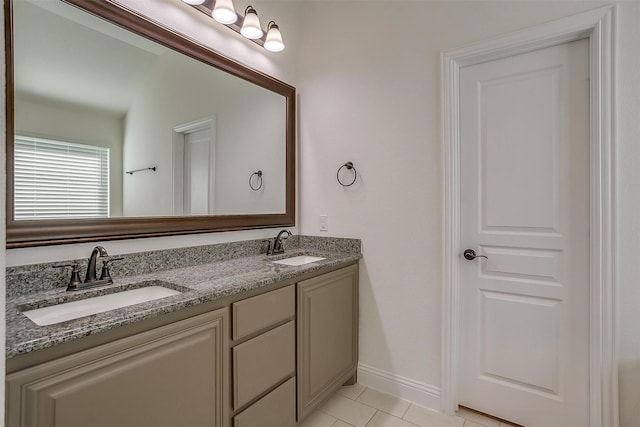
232,285,294,340
233,321,295,409
233,377,296,427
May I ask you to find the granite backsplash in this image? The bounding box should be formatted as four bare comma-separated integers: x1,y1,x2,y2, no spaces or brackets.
6,235,361,297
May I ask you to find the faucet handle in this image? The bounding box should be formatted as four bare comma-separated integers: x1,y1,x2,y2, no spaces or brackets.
262,239,273,255
53,263,83,290
99,257,124,283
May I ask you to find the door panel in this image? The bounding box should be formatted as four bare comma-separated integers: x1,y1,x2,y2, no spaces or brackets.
481,67,561,232
481,291,560,393
480,246,561,282
459,39,589,427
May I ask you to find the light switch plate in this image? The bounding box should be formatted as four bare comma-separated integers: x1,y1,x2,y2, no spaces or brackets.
319,215,329,232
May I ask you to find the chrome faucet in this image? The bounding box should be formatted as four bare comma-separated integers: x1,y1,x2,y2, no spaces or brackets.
266,229,292,255
85,246,109,283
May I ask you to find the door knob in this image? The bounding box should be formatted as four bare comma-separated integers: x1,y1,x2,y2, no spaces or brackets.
463,249,488,261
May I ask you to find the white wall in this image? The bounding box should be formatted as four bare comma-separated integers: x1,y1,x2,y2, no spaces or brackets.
122,50,285,216
14,93,124,216
296,1,640,424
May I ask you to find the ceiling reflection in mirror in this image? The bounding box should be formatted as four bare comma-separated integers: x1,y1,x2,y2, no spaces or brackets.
13,0,286,220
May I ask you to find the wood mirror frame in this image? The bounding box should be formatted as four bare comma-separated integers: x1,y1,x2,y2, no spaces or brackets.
4,0,295,248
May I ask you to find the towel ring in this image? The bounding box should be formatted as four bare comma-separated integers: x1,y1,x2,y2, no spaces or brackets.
337,162,357,187
250,170,263,191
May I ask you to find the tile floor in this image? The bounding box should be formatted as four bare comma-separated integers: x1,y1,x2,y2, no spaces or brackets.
300,384,516,427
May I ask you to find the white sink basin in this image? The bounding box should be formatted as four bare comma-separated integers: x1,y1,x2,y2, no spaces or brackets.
23,286,182,326
272,255,325,266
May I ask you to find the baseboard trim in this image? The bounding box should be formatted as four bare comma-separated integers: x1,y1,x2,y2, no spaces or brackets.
357,363,441,410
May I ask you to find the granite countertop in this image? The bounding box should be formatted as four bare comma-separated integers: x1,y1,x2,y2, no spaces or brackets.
6,248,360,359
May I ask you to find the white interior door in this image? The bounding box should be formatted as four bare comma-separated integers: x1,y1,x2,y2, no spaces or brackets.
172,117,216,216
184,127,213,215
458,39,589,427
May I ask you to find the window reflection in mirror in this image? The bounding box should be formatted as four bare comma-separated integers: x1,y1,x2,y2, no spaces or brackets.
14,135,110,219
13,0,287,219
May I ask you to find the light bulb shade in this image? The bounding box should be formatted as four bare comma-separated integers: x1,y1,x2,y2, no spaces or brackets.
264,23,284,52
182,0,205,4
212,0,237,24
240,7,263,39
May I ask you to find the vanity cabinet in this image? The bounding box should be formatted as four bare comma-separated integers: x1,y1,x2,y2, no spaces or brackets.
297,264,359,420
6,263,359,427
6,309,228,427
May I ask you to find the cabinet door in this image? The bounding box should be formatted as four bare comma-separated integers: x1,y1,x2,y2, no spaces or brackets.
6,309,229,427
297,264,358,419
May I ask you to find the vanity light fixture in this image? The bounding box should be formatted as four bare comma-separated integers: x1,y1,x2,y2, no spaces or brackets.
240,6,263,39
181,1,284,52
264,21,284,52
212,0,237,25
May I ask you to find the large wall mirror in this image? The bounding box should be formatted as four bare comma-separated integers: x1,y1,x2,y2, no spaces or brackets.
5,0,295,248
